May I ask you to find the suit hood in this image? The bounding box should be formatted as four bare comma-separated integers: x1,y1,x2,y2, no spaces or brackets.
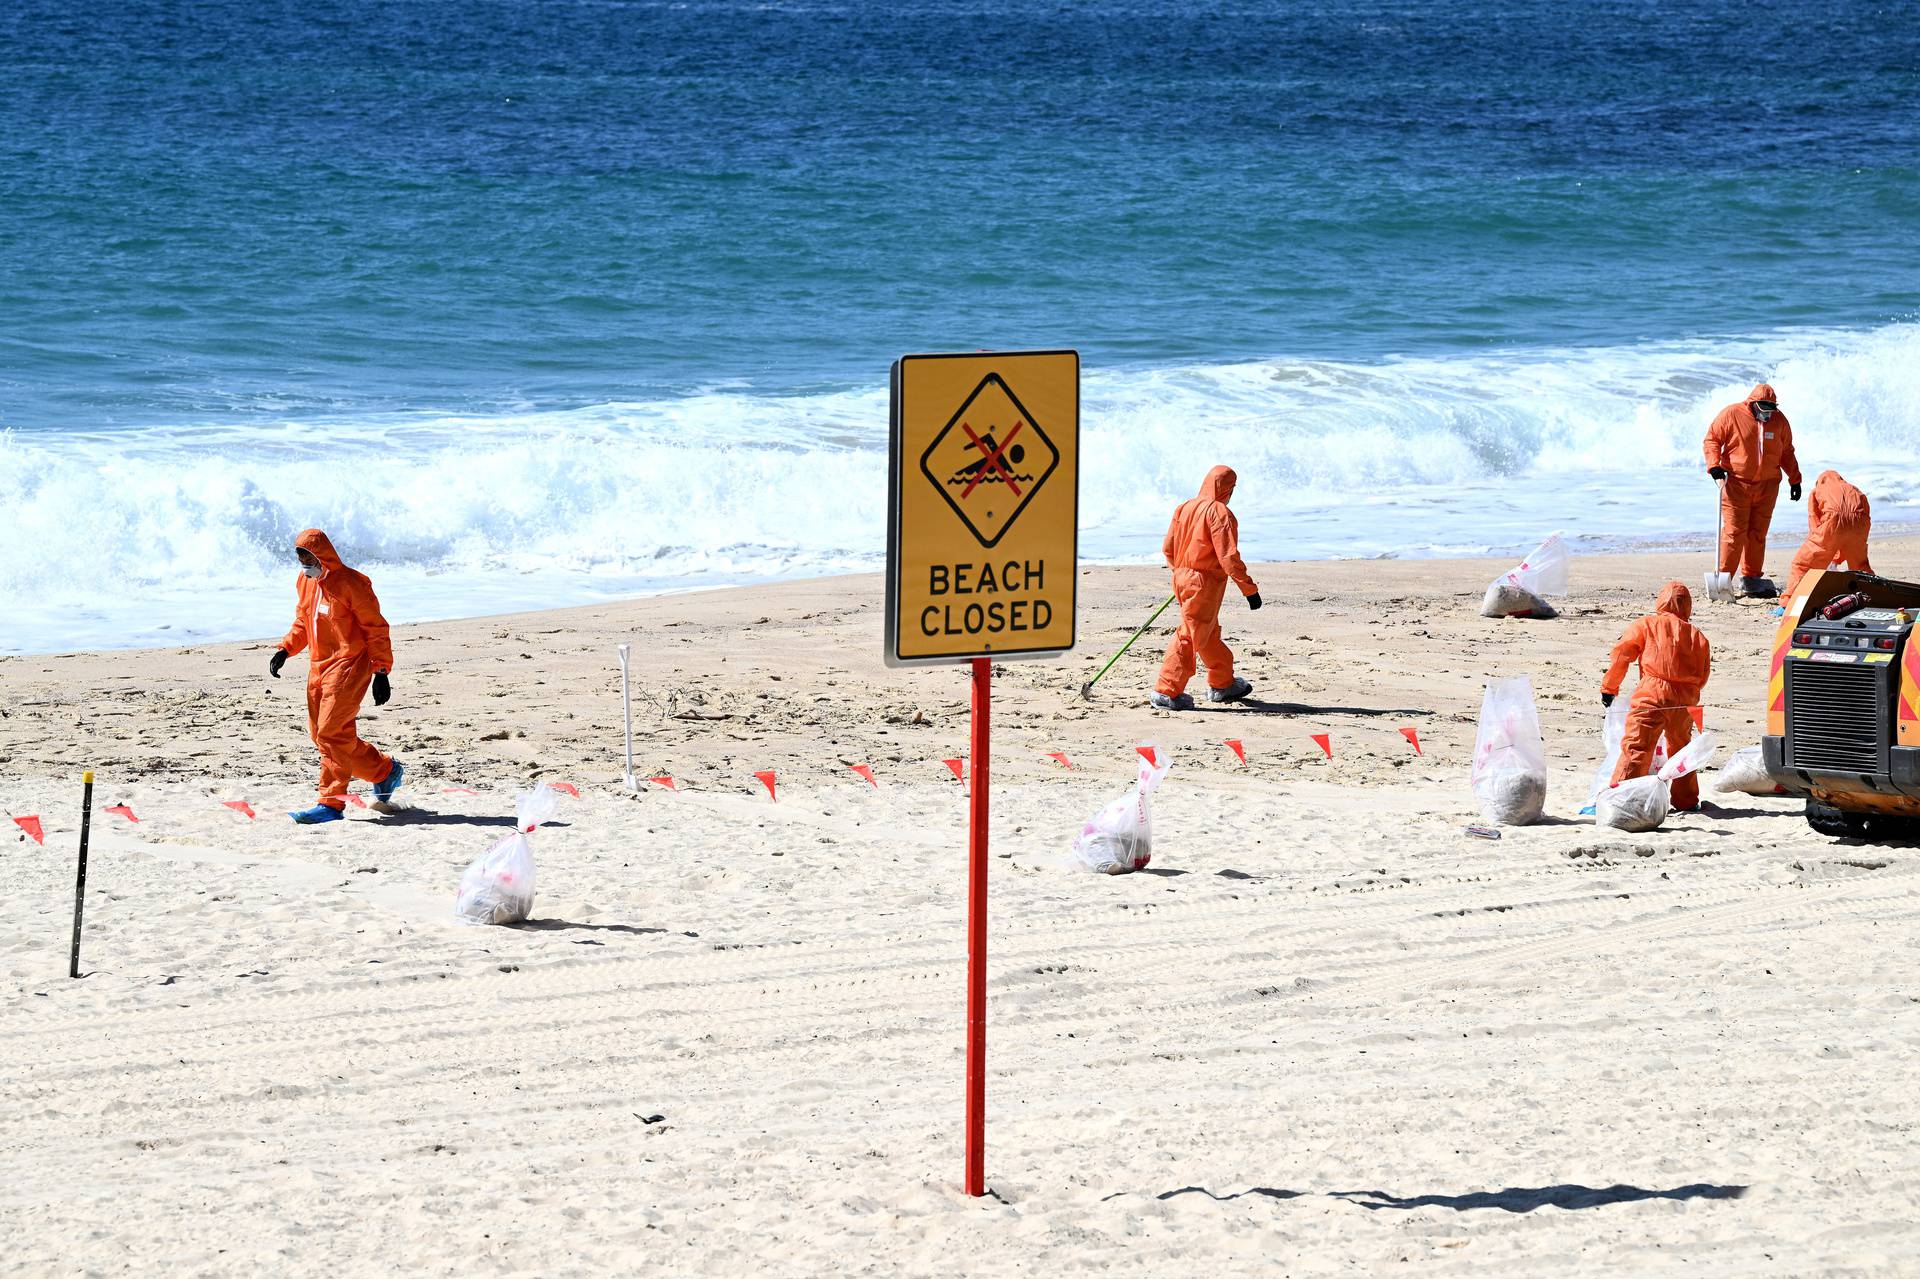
1656,580,1693,620
1199,465,1237,504
1748,382,1779,405
295,528,346,577
1819,470,1870,526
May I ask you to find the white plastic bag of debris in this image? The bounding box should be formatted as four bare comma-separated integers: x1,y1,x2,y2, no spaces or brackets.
1712,744,1782,796
1583,698,1669,813
455,785,562,925
1595,732,1718,832
1069,744,1171,874
1470,677,1549,825
1480,532,1570,619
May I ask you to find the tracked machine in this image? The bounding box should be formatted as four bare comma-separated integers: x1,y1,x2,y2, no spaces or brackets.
1763,568,1920,839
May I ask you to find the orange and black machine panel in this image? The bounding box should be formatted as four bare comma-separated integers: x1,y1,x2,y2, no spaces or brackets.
1764,569,1920,815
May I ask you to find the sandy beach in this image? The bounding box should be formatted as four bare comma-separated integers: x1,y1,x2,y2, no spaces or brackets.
4,544,1919,1275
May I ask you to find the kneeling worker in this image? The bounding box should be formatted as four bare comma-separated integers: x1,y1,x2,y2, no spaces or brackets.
1151,465,1261,710
269,529,405,823
1600,581,1711,811
1785,469,1873,598
1702,382,1801,598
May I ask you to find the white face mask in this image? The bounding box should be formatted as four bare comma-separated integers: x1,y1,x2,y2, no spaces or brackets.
301,561,323,580
1754,405,1776,423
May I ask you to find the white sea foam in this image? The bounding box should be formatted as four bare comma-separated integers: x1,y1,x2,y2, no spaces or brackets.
4,323,1917,653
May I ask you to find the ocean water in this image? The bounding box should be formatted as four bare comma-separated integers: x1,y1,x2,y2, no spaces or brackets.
2,0,1917,653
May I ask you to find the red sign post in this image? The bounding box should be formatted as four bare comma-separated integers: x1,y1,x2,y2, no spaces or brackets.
887,351,1080,1196
964,657,991,1195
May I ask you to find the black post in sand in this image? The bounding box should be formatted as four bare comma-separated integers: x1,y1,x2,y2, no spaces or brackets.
69,770,94,979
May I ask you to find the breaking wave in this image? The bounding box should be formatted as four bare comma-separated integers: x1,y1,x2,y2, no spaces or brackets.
3,322,1917,652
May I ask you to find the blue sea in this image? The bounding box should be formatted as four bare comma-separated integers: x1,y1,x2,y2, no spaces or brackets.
3,0,1917,653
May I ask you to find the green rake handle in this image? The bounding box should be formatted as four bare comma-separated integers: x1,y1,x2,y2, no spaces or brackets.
1079,593,1178,699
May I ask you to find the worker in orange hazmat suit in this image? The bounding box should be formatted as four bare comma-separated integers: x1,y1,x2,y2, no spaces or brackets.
1151,465,1261,710
1784,470,1873,599
269,529,404,823
1702,381,1801,599
1600,581,1711,811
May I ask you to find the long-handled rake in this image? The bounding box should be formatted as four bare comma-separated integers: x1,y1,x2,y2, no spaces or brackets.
1078,593,1177,699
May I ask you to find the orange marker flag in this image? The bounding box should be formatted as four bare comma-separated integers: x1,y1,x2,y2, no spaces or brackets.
754,770,778,801
549,782,581,798
1224,739,1247,765
222,800,256,820
1310,733,1332,759
1688,706,1705,731
343,794,368,809
648,775,678,791
943,758,965,783
849,764,877,787
1137,745,1158,767
105,804,138,823
13,815,44,845
1400,727,1423,755
1046,751,1075,770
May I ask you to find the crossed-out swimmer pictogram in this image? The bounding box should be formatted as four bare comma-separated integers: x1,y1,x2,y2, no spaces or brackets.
918,372,1060,549
957,420,1025,499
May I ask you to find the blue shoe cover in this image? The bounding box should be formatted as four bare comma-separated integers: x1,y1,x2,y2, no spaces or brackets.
373,759,405,803
290,804,344,824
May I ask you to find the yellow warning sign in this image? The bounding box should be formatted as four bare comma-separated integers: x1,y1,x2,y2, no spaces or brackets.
887,350,1078,665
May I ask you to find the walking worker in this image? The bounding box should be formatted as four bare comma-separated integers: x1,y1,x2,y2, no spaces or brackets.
1784,469,1873,598
1600,581,1711,812
269,529,405,823
1703,381,1801,599
1150,465,1261,710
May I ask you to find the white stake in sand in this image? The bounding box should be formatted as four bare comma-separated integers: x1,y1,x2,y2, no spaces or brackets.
617,643,636,790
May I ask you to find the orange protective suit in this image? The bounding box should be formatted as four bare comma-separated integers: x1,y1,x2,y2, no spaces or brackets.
1156,465,1259,697
1601,581,1711,811
279,529,396,811
1785,470,1872,598
1702,381,1801,578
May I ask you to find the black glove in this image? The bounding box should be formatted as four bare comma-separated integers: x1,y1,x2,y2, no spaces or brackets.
1708,467,1727,482
1790,483,1802,501
1246,592,1263,611
269,649,288,678
372,671,391,706
1601,692,1615,708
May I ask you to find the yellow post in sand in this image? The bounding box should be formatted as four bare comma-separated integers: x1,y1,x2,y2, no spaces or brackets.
69,770,94,979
